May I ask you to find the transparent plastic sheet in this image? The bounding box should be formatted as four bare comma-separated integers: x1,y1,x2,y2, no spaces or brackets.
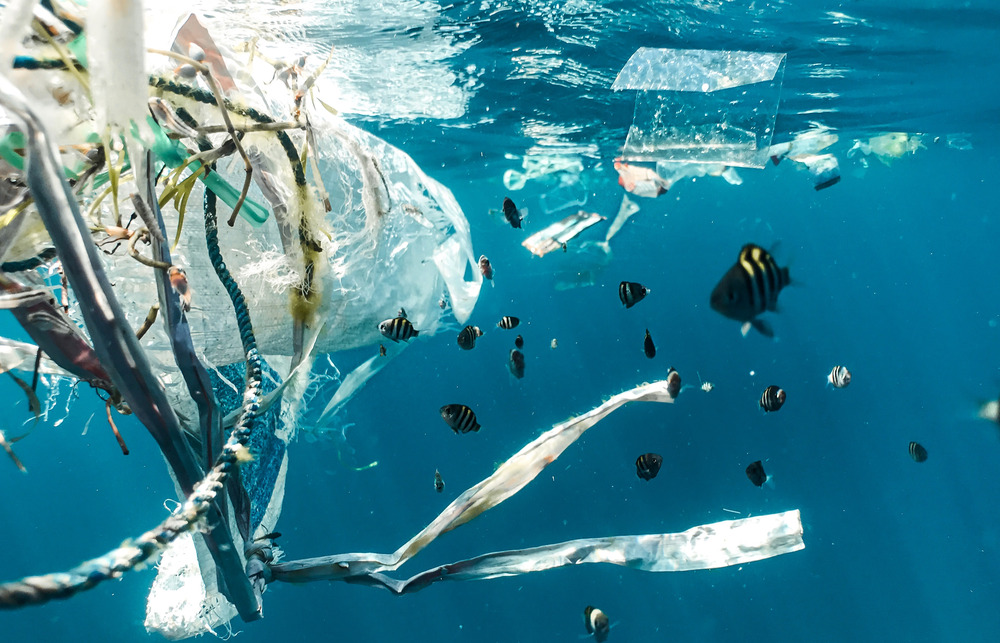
613,48,786,167
271,380,804,589
521,210,605,257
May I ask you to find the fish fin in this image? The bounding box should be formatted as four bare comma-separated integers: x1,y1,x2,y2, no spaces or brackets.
412,329,420,337
750,318,774,338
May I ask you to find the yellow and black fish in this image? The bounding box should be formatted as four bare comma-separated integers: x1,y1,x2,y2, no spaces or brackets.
635,453,663,481
584,606,610,643
908,441,928,463
434,469,445,492
828,365,851,388
457,325,483,350
710,243,790,337
746,460,767,487
759,385,785,412
619,281,648,308
379,315,419,342
440,404,480,434
498,315,520,330
643,329,655,359
508,349,525,379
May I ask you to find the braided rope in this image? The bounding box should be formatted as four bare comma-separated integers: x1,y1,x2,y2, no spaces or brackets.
0,193,264,611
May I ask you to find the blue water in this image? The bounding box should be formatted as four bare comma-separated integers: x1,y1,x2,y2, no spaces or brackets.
4,0,1000,641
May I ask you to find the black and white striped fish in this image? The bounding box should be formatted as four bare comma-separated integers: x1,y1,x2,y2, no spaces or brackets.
828,365,851,388
710,243,790,337
379,315,419,342
498,316,520,330
759,385,786,412
908,441,928,463
635,453,663,481
619,281,648,308
440,404,481,434
457,325,483,350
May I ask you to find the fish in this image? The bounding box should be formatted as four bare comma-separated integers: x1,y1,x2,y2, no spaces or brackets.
666,367,682,399
643,329,655,358
379,344,387,357
479,255,494,281
828,365,851,388
584,606,610,643
434,469,445,492
908,441,928,463
502,197,524,229
457,325,483,350
168,266,193,312
379,316,419,342
746,460,768,487
550,338,558,349
508,349,525,379
440,404,481,434
978,397,1000,424
619,281,648,308
710,244,790,337
759,385,786,412
498,316,519,330
514,334,524,349
635,453,663,481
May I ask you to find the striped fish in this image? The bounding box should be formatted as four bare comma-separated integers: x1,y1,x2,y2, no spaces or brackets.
635,453,663,481
457,325,483,350
440,404,480,434
379,315,419,342
710,243,790,337
828,365,851,388
760,385,786,412
619,281,648,308
498,315,520,330
908,441,928,463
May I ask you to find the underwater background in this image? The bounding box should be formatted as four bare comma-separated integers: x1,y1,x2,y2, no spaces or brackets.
3,0,1000,641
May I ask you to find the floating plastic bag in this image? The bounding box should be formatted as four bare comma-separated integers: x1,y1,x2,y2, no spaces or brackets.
613,48,786,167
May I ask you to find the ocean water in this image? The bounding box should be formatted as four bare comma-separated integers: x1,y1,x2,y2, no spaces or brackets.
3,1,1000,642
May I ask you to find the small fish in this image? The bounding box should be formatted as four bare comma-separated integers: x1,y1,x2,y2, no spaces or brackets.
168,266,192,312
457,325,483,350
498,316,519,330
440,404,481,434
434,469,445,492
666,367,682,399
379,344,387,357
710,244,790,337
584,606,610,643
514,334,524,349
562,242,568,252
978,397,1000,424
619,281,648,309
909,441,928,463
502,197,523,229
508,349,525,379
746,460,767,487
379,316,419,342
439,298,447,309
759,385,786,412
551,338,558,349
828,365,851,388
635,453,663,481
479,255,494,281
643,329,655,358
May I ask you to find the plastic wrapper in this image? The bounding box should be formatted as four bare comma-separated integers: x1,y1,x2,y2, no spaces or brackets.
522,210,605,257
613,48,786,167
847,132,926,167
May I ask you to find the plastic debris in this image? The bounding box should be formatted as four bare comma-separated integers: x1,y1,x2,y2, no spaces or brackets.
539,176,588,215
613,48,786,167
522,210,606,257
503,154,585,191
604,195,639,243
847,132,926,166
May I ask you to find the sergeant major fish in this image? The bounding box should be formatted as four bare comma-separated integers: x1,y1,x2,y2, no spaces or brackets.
440,404,480,434
498,316,519,330
379,315,419,342
635,453,663,481
710,243,790,337
828,365,851,388
457,325,483,350
760,385,786,412
619,281,648,309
